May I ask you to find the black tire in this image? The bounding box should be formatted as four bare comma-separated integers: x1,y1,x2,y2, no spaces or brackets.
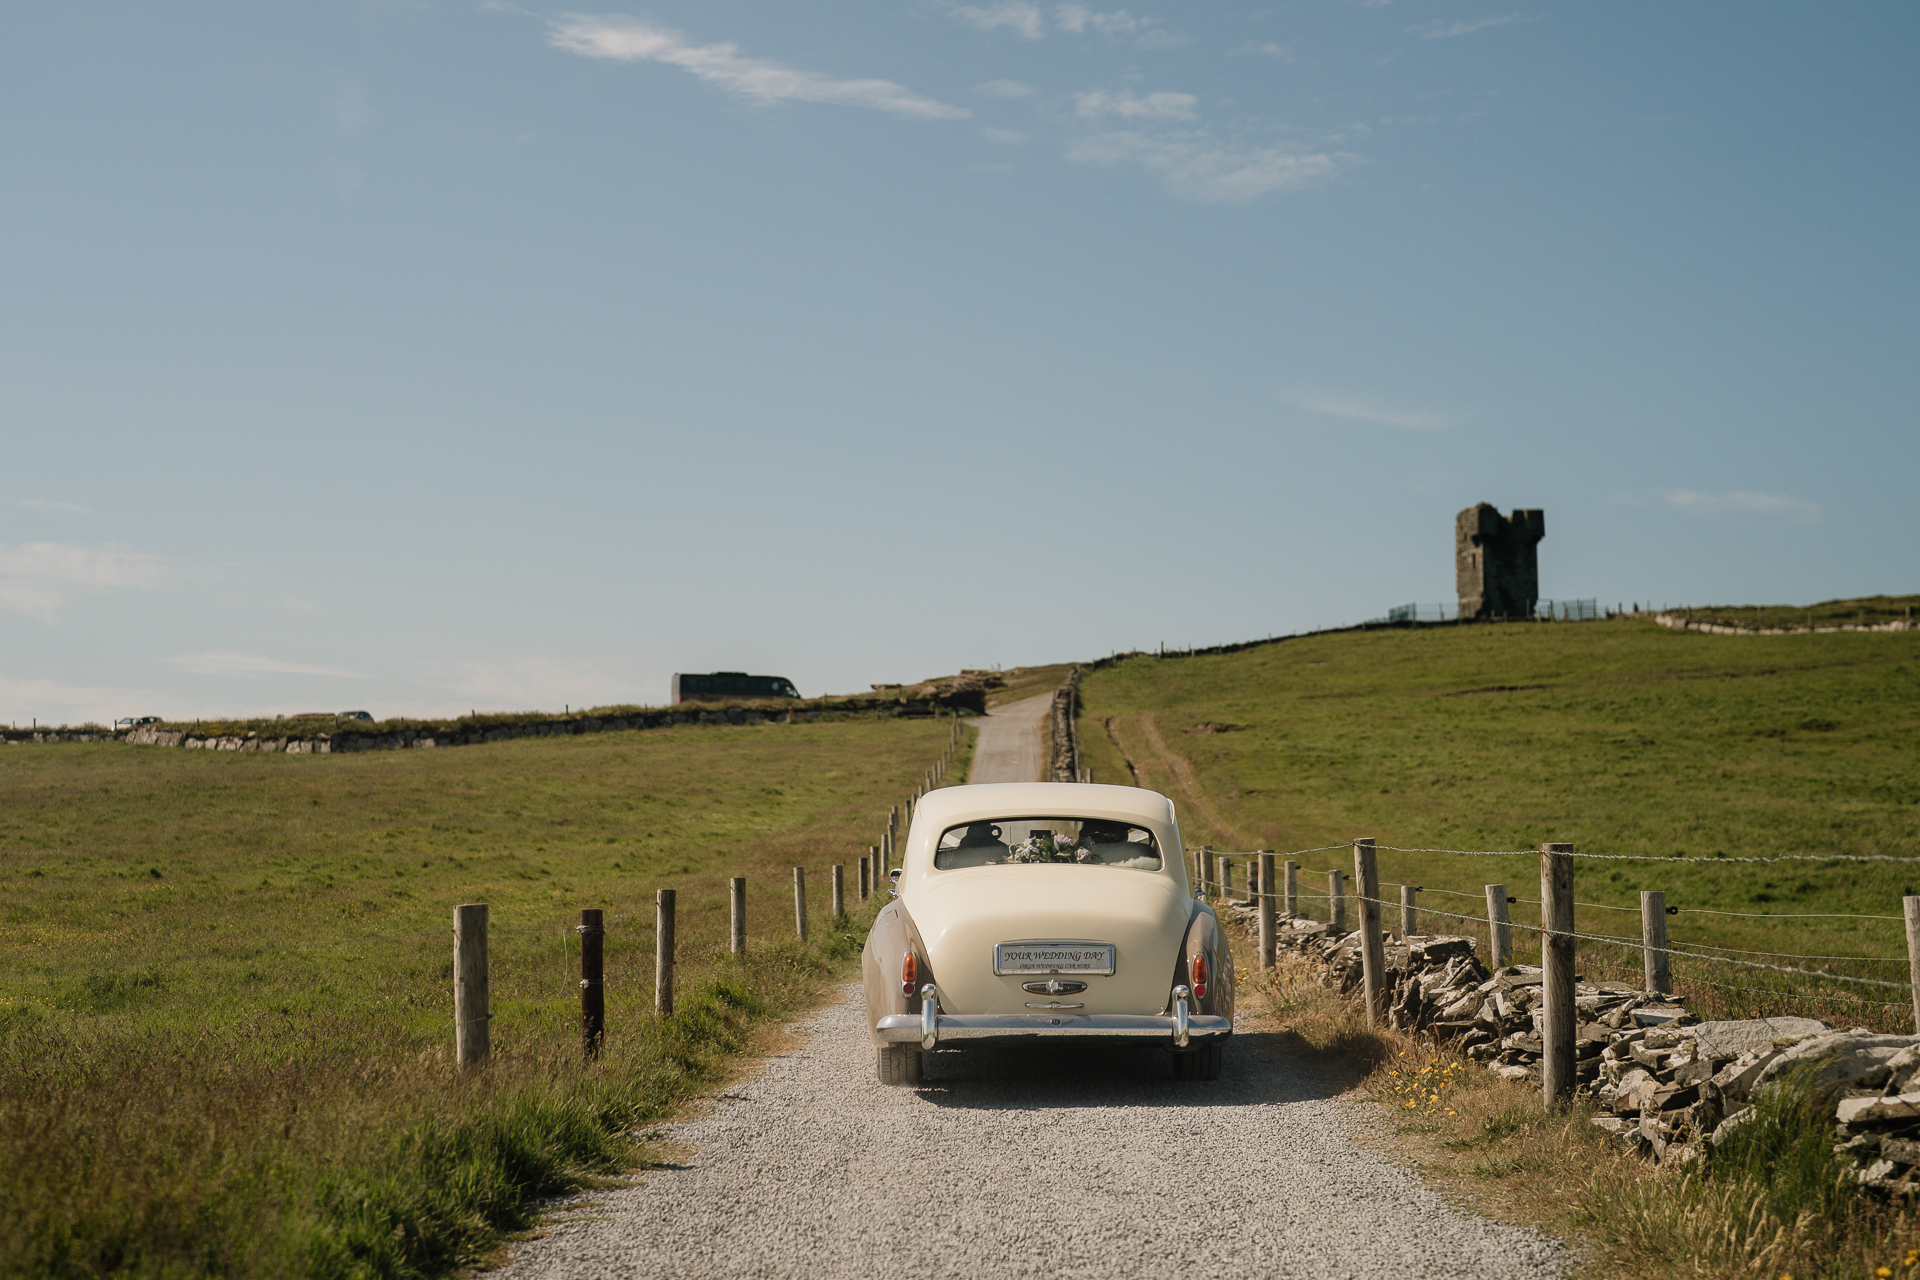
877,1044,925,1087
1172,1043,1222,1081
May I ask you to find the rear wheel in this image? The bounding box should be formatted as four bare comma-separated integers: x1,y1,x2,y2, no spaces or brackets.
1172,1043,1222,1081
877,1044,925,1087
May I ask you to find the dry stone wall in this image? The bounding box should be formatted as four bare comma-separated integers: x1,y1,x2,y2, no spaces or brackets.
1237,903,1920,1196
6,691,978,755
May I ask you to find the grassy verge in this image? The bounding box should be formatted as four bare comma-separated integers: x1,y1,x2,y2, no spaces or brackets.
1243,952,1920,1279
0,718,954,1277
1080,617,1920,1030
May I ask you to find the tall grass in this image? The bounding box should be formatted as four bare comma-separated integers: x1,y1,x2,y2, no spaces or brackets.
1247,952,1920,1279
0,720,948,1277
3,943,854,1276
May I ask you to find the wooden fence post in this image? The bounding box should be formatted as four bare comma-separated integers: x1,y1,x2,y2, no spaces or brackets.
859,854,871,902
579,908,605,1058
730,876,747,955
454,903,489,1067
832,864,845,919
1541,844,1576,1105
793,867,808,941
1328,869,1345,933
1906,896,1920,1035
1218,855,1233,903
655,889,676,1017
1258,851,1277,971
1400,885,1419,937
1640,890,1670,994
1485,884,1512,968
1284,860,1298,917
1353,838,1386,1027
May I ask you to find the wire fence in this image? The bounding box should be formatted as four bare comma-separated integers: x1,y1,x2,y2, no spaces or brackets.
1200,837,1920,1034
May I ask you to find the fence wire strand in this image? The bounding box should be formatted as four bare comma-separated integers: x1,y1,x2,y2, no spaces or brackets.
1347,893,1913,991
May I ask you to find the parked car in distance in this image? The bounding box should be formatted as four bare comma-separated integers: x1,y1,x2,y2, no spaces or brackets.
337,710,374,722
671,672,800,703
861,781,1234,1087
114,716,161,729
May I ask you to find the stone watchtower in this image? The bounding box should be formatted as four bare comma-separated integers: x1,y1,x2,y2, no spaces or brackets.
1456,504,1545,619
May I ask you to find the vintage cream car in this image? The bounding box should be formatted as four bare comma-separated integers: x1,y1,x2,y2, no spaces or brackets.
861,781,1234,1086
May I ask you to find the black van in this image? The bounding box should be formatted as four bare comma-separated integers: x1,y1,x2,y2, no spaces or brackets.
671,673,800,704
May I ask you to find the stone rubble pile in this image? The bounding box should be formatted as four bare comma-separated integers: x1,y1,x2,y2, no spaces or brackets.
1234,905,1920,1196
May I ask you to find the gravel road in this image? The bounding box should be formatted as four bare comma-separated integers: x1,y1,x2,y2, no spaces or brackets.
493,989,1567,1280
966,693,1051,785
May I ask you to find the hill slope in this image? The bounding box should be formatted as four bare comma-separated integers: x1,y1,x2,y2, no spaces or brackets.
1078,617,1920,1026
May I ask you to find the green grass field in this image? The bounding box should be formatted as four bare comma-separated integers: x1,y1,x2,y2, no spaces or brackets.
1078,617,1920,1029
0,717,961,1277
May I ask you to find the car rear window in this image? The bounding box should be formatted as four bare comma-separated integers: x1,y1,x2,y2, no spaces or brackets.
934,817,1162,871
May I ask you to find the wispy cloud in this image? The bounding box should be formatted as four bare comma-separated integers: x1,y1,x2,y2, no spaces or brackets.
1073,88,1198,122
549,15,970,119
1231,41,1294,60
1055,5,1178,43
18,498,89,514
158,651,367,680
972,78,1035,99
1291,391,1451,430
1662,490,1822,523
981,126,1027,144
1068,132,1355,203
0,542,164,623
943,4,1180,46
1407,13,1521,39
946,2,1046,38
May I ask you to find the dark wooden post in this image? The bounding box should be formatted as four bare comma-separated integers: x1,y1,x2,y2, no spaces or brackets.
859,854,871,902
793,867,808,941
1541,844,1576,1105
1328,868,1346,933
1283,860,1298,917
1353,838,1386,1026
454,903,489,1067
1400,885,1419,937
832,864,845,919
579,907,605,1057
655,890,676,1017
730,876,746,955
1640,890,1670,994
1258,851,1277,971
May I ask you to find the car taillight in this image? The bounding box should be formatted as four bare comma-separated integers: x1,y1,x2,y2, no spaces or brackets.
1190,952,1208,1000
902,952,917,996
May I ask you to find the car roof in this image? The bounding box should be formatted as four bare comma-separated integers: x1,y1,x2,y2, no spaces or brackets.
912,782,1176,829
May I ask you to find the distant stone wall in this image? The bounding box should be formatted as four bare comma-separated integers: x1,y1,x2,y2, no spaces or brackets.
1049,667,1082,783
1650,610,1918,636
4,692,975,754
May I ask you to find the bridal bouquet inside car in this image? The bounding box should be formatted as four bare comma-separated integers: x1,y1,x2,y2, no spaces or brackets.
1001,833,1095,864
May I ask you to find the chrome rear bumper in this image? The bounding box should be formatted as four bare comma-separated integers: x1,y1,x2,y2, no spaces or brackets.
876,1012,1231,1047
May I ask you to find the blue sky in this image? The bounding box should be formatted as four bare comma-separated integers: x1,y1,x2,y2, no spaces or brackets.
2,1,1915,724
